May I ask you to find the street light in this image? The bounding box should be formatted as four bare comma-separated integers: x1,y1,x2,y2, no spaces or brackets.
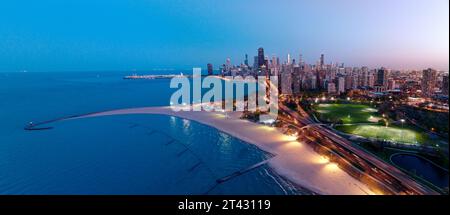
400,119,405,143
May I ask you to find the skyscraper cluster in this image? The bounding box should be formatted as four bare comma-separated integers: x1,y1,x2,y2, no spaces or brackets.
217,47,448,98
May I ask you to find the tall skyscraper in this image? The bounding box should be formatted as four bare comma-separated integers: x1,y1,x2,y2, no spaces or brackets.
271,55,277,67
338,76,345,94
226,58,231,66
287,53,291,65
368,70,375,87
310,75,317,89
253,56,258,69
320,54,325,68
345,74,353,90
421,68,437,97
244,54,249,66
292,65,302,94
360,66,369,86
225,58,231,72
376,67,388,87
207,63,213,76
327,83,336,94
317,69,327,89
257,47,265,68
442,74,449,95
388,79,396,90
281,64,293,94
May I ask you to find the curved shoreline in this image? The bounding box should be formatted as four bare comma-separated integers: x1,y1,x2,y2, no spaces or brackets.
29,106,376,195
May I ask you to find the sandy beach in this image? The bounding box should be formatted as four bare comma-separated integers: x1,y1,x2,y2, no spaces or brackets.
67,105,375,195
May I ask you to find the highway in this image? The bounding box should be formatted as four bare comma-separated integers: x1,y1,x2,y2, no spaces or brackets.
278,101,439,195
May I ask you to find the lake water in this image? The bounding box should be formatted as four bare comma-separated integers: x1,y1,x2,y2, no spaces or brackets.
0,71,300,194
391,153,449,189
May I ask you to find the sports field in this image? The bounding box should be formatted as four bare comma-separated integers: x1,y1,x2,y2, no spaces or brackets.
334,124,435,145
313,103,381,124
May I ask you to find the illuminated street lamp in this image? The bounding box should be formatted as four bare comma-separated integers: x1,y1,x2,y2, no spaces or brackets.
400,119,405,143
221,109,229,118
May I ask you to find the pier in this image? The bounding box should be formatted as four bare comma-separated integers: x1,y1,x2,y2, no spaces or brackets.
216,158,273,184
123,74,194,79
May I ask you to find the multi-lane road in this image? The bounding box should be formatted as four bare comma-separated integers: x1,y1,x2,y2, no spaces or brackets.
278,101,439,195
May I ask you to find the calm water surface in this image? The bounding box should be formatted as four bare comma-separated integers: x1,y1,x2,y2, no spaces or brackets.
391,153,449,189
0,71,299,194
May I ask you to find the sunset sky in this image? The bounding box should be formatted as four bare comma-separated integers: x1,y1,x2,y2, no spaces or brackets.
0,0,448,71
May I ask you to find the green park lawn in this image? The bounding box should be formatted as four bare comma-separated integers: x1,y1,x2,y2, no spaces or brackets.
334,124,437,145
313,103,381,124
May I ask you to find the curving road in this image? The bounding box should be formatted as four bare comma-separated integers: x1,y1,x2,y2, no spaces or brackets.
278,101,439,195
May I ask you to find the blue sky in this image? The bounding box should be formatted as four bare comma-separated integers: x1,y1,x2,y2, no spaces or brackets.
0,0,448,72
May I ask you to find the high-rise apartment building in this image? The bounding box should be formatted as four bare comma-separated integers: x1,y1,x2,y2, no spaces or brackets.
376,68,388,87
207,63,213,76
421,68,437,97
442,74,449,95
258,47,265,68
280,64,293,95
320,54,324,68
338,76,345,94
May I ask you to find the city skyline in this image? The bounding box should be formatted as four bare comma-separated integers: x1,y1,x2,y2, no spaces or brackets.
215,50,450,72
217,47,449,99
0,0,448,72
0,1,449,209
